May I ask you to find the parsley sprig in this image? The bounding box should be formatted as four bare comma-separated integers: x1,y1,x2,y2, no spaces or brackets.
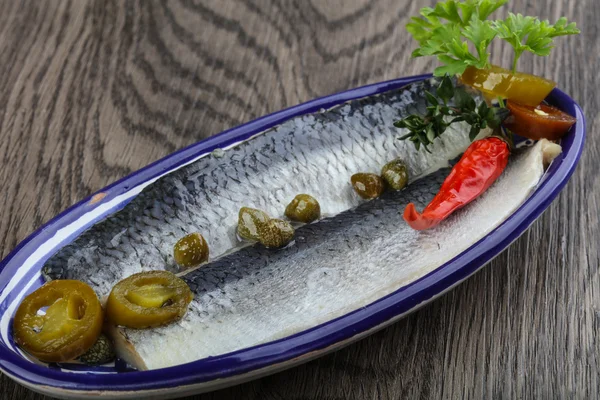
407,0,580,75
493,14,580,72
394,75,509,151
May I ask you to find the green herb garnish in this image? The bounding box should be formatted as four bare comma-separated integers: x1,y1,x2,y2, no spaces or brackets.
407,0,505,76
492,14,580,73
407,0,579,76
394,75,509,151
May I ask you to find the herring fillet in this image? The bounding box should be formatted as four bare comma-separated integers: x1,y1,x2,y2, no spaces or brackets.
111,140,560,371
42,78,486,296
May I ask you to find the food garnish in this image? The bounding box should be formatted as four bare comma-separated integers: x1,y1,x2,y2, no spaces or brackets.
407,0,579,77
238,207,271,242
106,271,193,329
394,75,508,151
395,1,578,230
174,232,209,269
285,194,321,223
460,65,556,107
401,0,579,148
503,101,577,141
13,280,103,362
404,137,509,230
492,13,580,73
238,207,296,247
351,173,386,199
78,334,116,365
381,159,409,190
260,219,295,248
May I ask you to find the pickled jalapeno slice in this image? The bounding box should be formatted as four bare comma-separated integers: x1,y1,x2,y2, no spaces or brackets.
106,271,193,329
12,280,103,363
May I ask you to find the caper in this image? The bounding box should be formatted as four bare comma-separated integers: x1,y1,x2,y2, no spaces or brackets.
78,334,115,365
285,194,321,223
381,159,409,190
238,207,270,241
173,232,209,268
351,173,385,199
259,219,295,248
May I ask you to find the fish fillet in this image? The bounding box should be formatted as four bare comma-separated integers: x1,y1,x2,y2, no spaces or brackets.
42,78,488,296
110,140,560,370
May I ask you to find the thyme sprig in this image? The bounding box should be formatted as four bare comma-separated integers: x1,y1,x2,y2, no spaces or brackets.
394,75,509,151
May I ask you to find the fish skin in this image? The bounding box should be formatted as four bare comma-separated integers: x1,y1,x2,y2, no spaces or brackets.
42,78,486,296
111,140,559,370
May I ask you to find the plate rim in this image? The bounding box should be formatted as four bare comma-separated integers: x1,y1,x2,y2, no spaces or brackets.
0,73,586,395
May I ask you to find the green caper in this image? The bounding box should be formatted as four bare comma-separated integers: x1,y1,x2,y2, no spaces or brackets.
351,173,385,199
238,207,270,241
381,159,409,190
173,232,209,268
259,219,295,248
78,334,115,365
285,194,321,223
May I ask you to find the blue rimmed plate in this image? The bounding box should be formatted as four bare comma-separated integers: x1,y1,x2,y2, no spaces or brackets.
0,74,585,399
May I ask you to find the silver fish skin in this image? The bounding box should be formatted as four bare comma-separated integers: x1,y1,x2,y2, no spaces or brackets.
42,78,486,296
110,140,561,371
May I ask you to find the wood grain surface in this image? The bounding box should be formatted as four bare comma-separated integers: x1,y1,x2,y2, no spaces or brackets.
0,0,597,399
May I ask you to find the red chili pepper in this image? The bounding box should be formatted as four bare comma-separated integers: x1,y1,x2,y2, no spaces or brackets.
403,137,510,231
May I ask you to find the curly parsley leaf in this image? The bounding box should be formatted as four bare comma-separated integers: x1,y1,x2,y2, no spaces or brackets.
407,1,506,76
467,0,508,21
492,13,580,72
428,0,507,24
428,1,463,24
462,17,497,67
406,1,579,76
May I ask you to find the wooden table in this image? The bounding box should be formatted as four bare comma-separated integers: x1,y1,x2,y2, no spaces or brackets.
0,1,597,398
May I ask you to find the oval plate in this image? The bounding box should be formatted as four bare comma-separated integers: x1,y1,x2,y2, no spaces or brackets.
0,74,585,399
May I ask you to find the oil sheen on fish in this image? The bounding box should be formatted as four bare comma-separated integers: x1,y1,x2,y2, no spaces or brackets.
42,78,487,296
110,140,560,370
